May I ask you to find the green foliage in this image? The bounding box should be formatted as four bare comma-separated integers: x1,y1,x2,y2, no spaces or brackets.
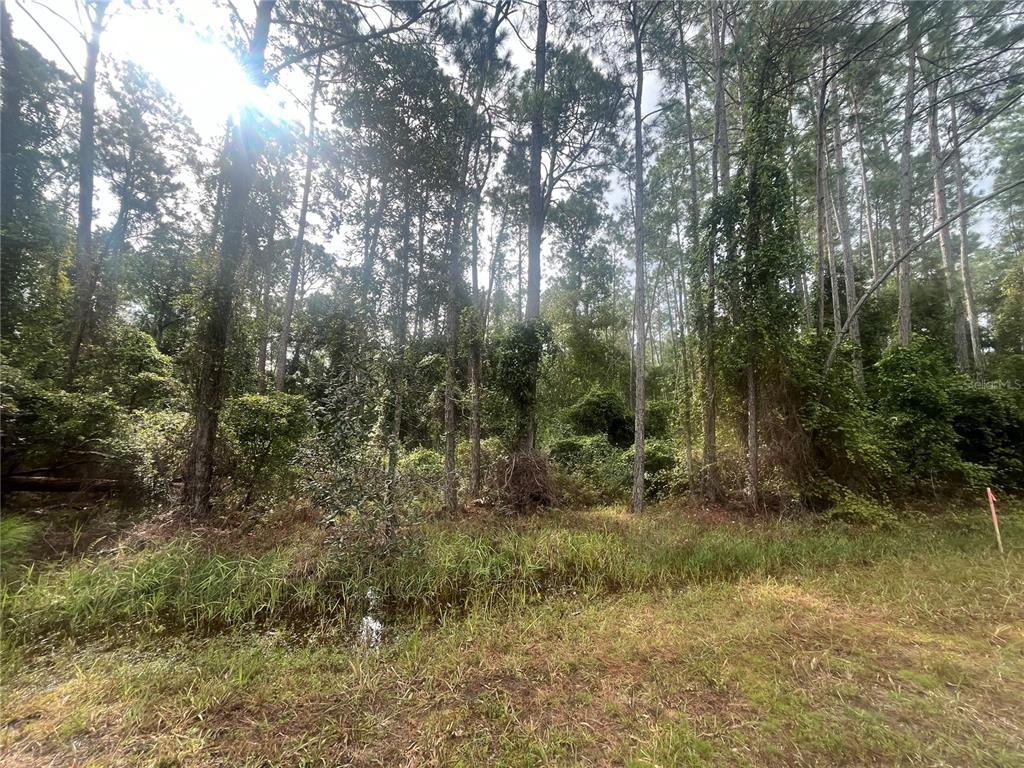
948,380,1024,491
397,447,444,514
549,434,630,501
222,393,311,504
622,439,678,500
825,491,900,531
644,400,674,439
566,388,633,447
131,410,189,495
873,343,982,488
81,323,180,409
491,320,551,443
0,515,41,580
0,363,127,477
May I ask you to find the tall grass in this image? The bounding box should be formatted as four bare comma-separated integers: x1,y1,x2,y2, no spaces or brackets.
1,515,41,580
2,510,1014,650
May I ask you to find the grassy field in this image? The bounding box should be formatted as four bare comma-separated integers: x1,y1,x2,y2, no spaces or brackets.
2,502,1022,766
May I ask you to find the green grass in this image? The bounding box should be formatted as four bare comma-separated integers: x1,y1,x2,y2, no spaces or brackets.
2,502,1022,766
4,504,1018,649
0,513,42,579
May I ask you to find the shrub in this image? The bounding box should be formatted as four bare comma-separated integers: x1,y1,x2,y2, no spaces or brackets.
826,490,900,530
644,400,674,438
622,438,679,499
131,410,189,494
82,323,180,409
397,447,444,514
549,434,630,501
566,388,633,447
491,320,551,443
222,393,311,505
1,363,128,479
949,380,1024,491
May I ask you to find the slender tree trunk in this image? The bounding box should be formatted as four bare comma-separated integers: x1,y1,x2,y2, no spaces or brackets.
1,6,25,329
629,6,647,515
701,0,726,502
387,205,412,494
852,96,878,280
949,99,984,375
710,1,730,192
926,77,970,371
276,52,322,391
469,198,484,498
825,185,843,336
443,3,507,514
182,1,274,518
525,0,547,322
521,0,548,450
67,3,107,383
897,27,918,348
678,23,699,493
813,49,829,337
256,207,279,395
831,80,864,387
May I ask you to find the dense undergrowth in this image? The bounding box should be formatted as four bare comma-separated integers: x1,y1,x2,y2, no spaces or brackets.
3,503,1017,655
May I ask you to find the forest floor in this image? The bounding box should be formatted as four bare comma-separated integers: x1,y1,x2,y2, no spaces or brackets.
2,500,1022,767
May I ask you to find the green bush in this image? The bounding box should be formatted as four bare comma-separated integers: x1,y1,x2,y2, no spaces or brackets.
491,320,551,443
949,381,1024,491
874,343,988,490
566,388,633,447
0,363,129,478
131,410,189,494
82,323,180,409
549,434,630,501
222,393,311,505
622,438,678,499
826,491,900,530
644,400,673,439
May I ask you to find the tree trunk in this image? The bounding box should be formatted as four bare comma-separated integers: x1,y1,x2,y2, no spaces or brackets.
700,0,726,502
1,6,24,328
520,0,548,451
831,79,864,387
926,78,970,371
525,0,548,322
67,3,107,383
745,357,758,509
443,3,507,515
182,1,274,519
813,48,829,338
852,95,878,280
629,6,647,516
387,205,412,495
469,198,483,498
825,186,842,336
897,27,918,348
256,205,279,395
710,1,729,193
276,51,322,392
948,99,984,375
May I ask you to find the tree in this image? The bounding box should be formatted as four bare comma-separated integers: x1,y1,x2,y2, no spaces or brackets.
626,0,660,515
67,0,108,383
275,51,322,392
182,0,274,518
